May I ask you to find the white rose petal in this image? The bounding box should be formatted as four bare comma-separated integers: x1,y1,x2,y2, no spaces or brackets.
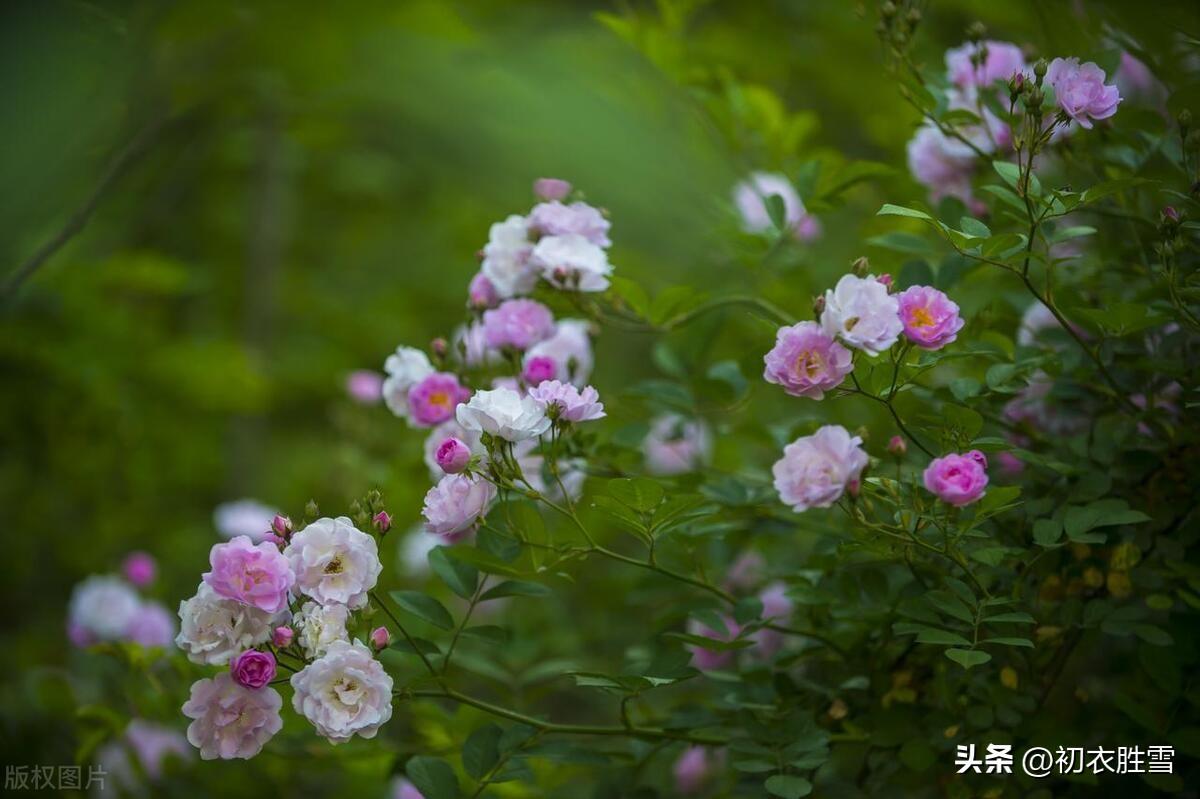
456,387,551,442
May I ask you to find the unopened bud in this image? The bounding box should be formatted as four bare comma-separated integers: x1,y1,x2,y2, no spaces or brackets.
271,514,292,536
372,510,392,534
876,273,894,291
1027,87,1044,110
431,337,448,358
905,8,920,26
304,499,319,520
468,273,499,310
1178,109,1192,129
847,478,861,499
533,177,572,201
812,294,826,317
522,356,556,386
1033,59,1047,82
370,626,390,651
880,1,896,18
851,256,871,277
966,21,985,42
887,435,907,456
272,626,294,648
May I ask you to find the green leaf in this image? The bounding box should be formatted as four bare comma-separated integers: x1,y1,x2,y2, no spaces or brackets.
949,377,982,401
462,724,502,780
984,612,1035,624
1133,625,1173,646
928,591,975,623
479,580,552,601
916,628,973,646
390,591,454,630
607,477,664,511
429,547,478,600
460,625,509,646
406,756,460,799
389,636,442,656
765,775,813,798
984,637,1034,648
765,193,788,230
1033,518,1063,546
945,649,991,669
992,160,1021,190
959,216,991,238
878,203,932,221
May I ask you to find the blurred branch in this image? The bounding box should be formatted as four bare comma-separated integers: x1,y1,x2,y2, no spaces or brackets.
1,114,168,304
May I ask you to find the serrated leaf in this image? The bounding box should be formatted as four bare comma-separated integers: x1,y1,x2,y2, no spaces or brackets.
607,477,664,512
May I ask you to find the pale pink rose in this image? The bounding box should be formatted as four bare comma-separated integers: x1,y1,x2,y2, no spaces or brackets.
527,200,611,247
643,414,711,476
202,536,294,614
763,321,853,399
346,370,384,404
773,425,869,512
533,178,572,201
528,380,606,422
906,125,982,210
945,40,1027,88
481,214,537,298
422,473,496,541
673,746,723,795
1045,57,1121,129
467,272,500,309
290,639,393,743
923,451,989,506
182,673,283,760
524,319,594,386
392,777,427,799
897,285,965,350
732,171,820,240
125,601,177,648
483,299,556,350
751,582,794,658
284,516,382,609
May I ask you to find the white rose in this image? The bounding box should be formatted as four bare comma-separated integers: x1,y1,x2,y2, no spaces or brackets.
284,517,382,609
290,639,393,744
293,601,351,658
69,575,141,641
175,583,279,665
481,214,538,298
530,233,612,292
382,346,435,418
820,274,903,356
456,387,550,442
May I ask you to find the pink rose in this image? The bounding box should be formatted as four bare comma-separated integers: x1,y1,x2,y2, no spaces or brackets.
182,673,282,760
467,272,500,310
923,451,989,506
435,437,472,474
345,370,384,404
407,372,471,428
897,285,965,350
533,177,572,201
1045,57,1121,129
230,649,277,690
773,425,869,512
202,536,294,614
763,321,853,400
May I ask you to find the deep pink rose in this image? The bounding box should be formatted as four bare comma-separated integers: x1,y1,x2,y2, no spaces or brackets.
407,372,471,428
230,650,277,690
923,452,989,506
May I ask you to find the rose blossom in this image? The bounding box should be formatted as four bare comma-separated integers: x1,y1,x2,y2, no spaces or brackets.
923,451,989,506
732,171,820,241
121,551,157,587
762,321,853,399
284,517,381,609
125,601,177,648
422,473,496,540
182,672,282,760
527,200,611,247
467,271,500,309
294,600,350,658
345,370,384,404
1045,57,1121,129
528,380,606,422
423,420,484,479
202,536,294,614
214,499,278,542
674,746,723,795
687,615,741,670
435,437,472,474
906,124,981,210
773,425,869,512
1115,51,1167,109
175,583,280,665
820,273,904,356
291,639,393,744
481,214,538,298
482,299,556,350
68,575,141,641
391,777,428,799
406,372,471,427
533,177,572,201
522,355,556,386
945,40,1027,88
524,319,594,386
751,582,794,659
272,626,294,647
231,650,277,689
896,285,965,350
456,387,551,442
530,234,613,292
642,414,711,475
382,346,436,419
95,720,191,791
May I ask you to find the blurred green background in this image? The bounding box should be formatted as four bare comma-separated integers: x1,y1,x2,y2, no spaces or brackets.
2,0,1197,795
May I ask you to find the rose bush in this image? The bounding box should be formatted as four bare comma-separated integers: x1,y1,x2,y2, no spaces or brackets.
15,1,1199,797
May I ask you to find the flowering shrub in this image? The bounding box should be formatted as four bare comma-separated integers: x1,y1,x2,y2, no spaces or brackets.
46,3,1200,798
